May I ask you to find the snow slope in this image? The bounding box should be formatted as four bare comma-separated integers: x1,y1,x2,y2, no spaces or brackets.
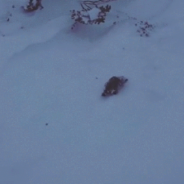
0,0,184,183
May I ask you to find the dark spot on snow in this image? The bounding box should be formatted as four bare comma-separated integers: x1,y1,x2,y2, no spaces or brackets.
135,20,154,37
102,76,128,97
45,123,48,126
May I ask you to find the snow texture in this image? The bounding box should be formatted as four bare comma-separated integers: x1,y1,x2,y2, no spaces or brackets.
0,0,184,184
88,7,101,20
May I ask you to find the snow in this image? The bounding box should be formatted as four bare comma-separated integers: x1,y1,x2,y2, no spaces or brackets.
0,0,184,184
88,7,101,20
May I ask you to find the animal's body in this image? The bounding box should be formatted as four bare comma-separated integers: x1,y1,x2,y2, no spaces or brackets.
102,76,128,96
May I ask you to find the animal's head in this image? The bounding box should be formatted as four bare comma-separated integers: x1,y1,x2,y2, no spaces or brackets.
102,90,110,96
102,89,116,96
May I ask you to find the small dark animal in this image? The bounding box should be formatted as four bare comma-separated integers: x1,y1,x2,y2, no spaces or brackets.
102,76,128,97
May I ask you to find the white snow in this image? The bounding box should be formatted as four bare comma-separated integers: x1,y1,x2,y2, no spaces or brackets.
0,0,184,184
88,7,101,20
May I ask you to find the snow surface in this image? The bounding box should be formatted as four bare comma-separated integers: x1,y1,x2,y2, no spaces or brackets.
0,0,184,184
88,8,101,21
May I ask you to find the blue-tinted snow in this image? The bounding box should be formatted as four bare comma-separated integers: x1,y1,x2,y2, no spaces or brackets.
0,0,184,184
